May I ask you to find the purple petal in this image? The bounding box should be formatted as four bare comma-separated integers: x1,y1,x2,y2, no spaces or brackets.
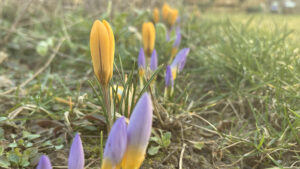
150,49,158,71
165,65,173,87
127,93,153,149
68,133,84,169
138,48,145,69
103,117,127,166
173,27,181,48
37,155,52,169
171,48,190,72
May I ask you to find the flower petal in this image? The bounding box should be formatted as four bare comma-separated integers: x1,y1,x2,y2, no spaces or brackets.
122,93,153,169
150,49,158,71
37,155,52,169
68,133,84,169
102,117,127,168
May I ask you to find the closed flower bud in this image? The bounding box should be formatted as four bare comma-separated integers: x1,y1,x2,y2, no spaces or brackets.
101,117,127,169
68,133,84,169
153,8,160,24
168,9,178,27
142,22,156,57
122,93,153,169
150,49,158,71
37,155,52,169
165,65,173,88
171,48,190,80
90,20,115,86
162,3,170,21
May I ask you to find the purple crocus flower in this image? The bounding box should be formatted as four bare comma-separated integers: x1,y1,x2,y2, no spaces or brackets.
68,133,84,169
165,65,173,87
122,93,153,169
150,49,158,71
138,48,145,69
171,48,190,72
173,27,181,48
101,117,127,169
37,155,52,169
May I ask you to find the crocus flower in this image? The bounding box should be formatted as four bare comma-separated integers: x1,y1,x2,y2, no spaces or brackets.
171,48,190,80
122,93,153,169
68,133,84,169
171,26,181,59
162,3,170,21
101,117,127,169
168,9,178,27
37,155,52,169
153,8,160,24
150,49,158,71
165,65,173,88
90,20,115,87
138,48,146,77
142,22,156,57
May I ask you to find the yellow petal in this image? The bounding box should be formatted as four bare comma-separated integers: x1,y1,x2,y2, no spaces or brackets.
162,3,170,21
103,20,115,80
142,22,155,57
168,9,178,26
153,8,160,24
101,159,114,169
90,20,115,86
121,147,145,169
172,68,177,80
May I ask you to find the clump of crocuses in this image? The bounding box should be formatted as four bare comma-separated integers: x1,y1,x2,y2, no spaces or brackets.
36,133,84,169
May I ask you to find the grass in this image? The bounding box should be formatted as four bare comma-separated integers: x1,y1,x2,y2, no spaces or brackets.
0,0,300,168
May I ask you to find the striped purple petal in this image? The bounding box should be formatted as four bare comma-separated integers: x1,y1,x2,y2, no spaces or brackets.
150,49,158,71
127,93,153,150
171,48,190,72
165,65,173,87
68,133,84,169
103,117,127,167
37,155,52,169
138,48,145,69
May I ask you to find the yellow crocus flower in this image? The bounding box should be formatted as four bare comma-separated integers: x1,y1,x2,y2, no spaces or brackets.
162,3,170,21
168,9,178,27
90,20,115,87
153,7,160,24
142,22,155,57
